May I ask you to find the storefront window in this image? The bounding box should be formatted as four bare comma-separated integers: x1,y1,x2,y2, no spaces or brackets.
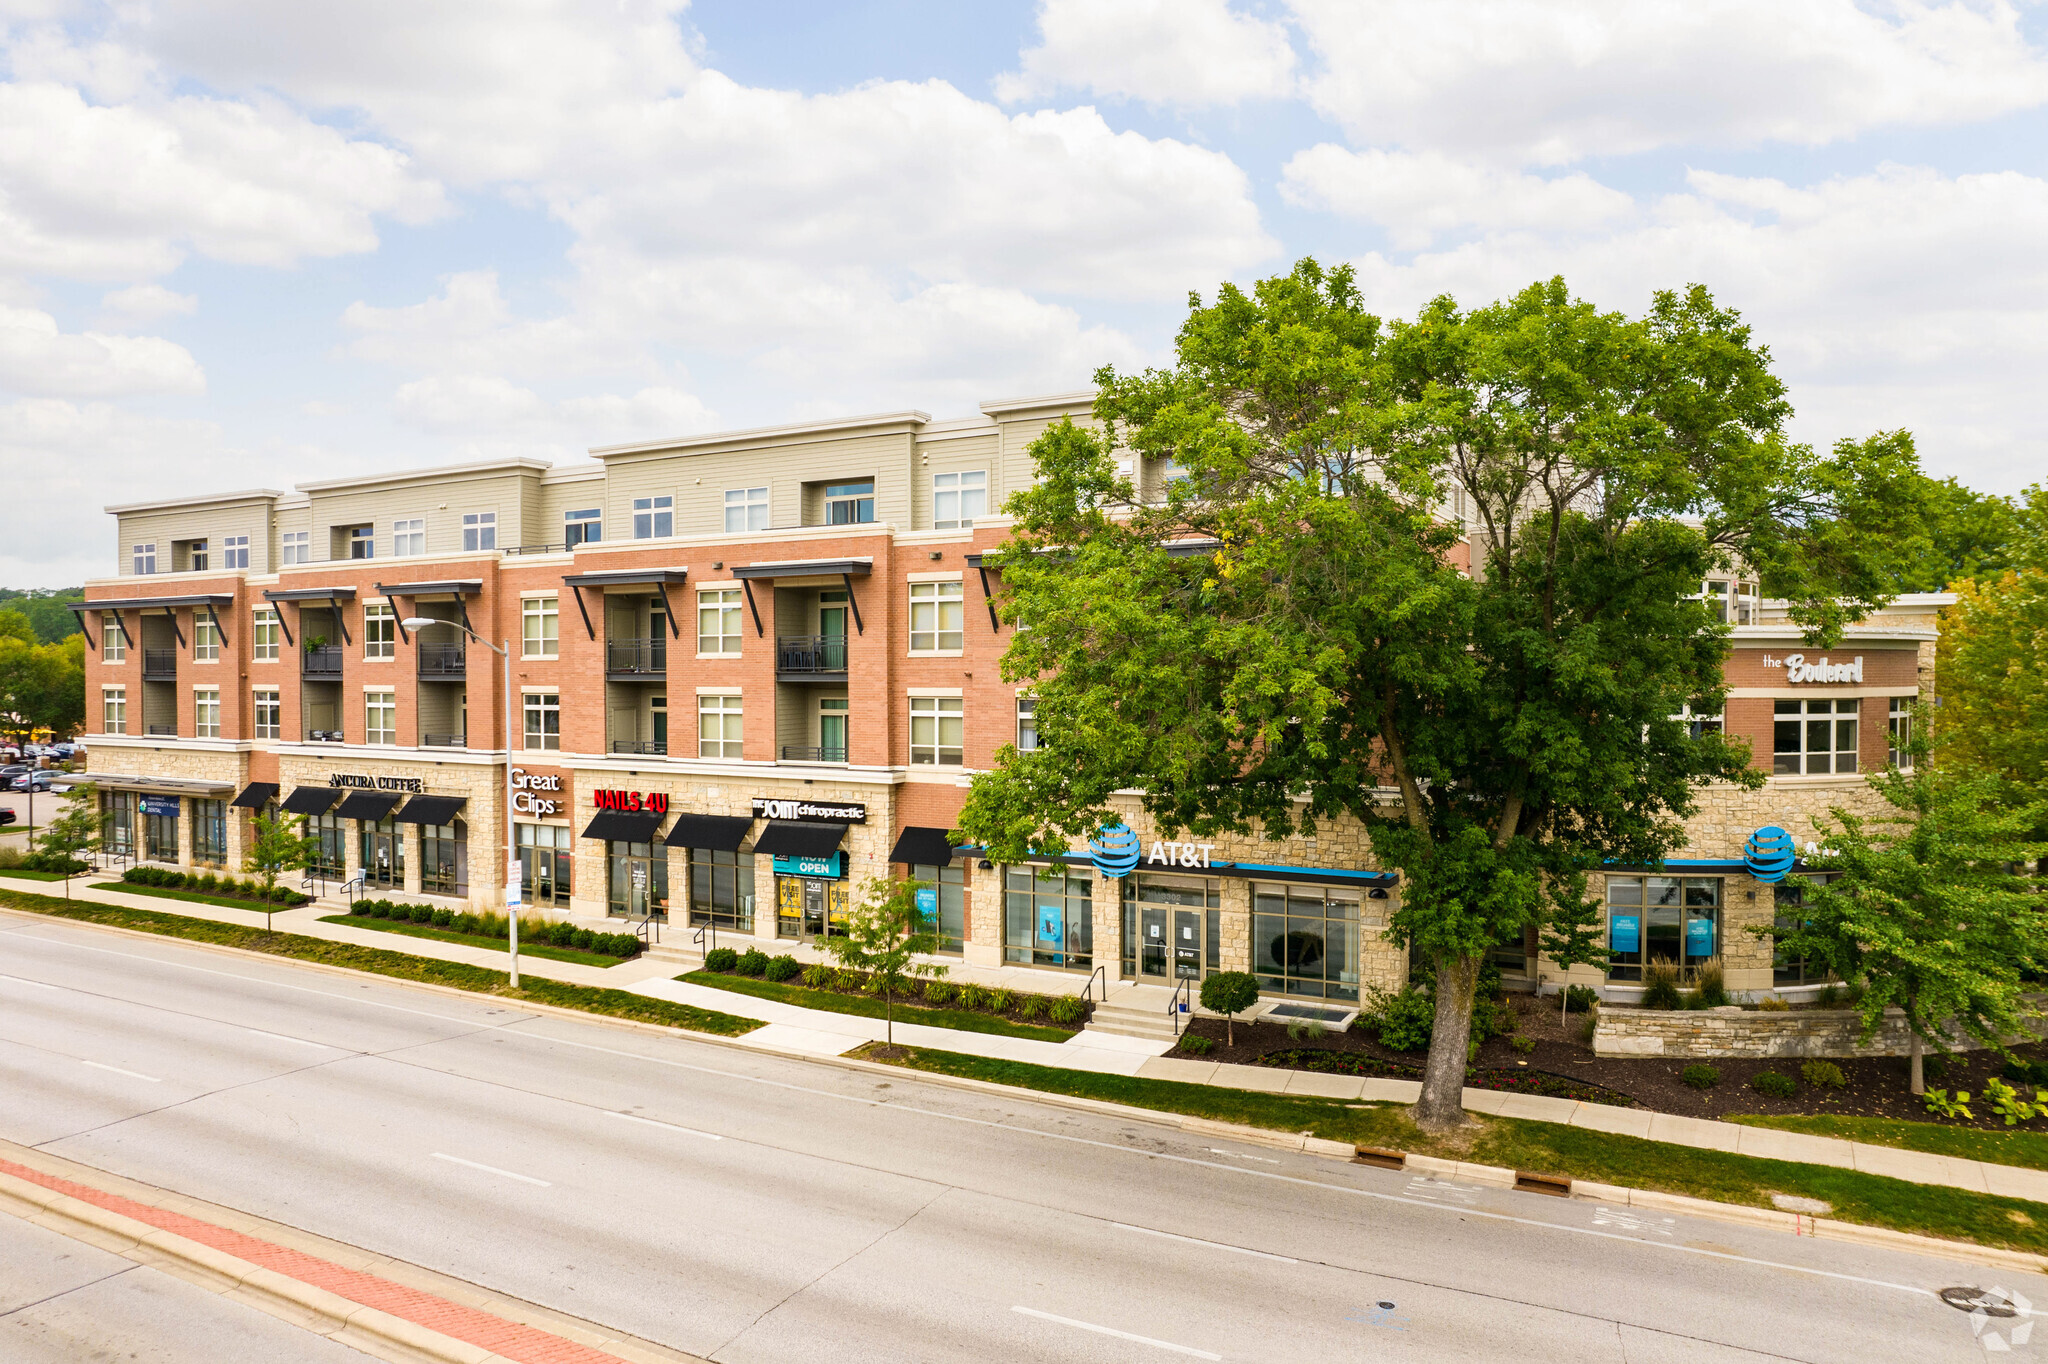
360,816,405,890
306,812,345,880
143,798,180,863
1251,883,1361,1000
422,821,467,896
1773,874,1838,987
776,875,849,939
1121,873,1220,981
516,823,572,907
192,799,226,868
690,847,756,932
1606,875,1720,981
1003,867,1092,970
103,790,134,856
608,840,668,919
912,861,965,954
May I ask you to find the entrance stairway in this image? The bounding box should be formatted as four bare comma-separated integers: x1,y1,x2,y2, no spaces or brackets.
1083,990,1184,1044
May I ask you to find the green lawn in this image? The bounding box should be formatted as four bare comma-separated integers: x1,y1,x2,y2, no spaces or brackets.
92,881,307,915
682,970,1072,1042
320,914,625,968
0,886,758,1038
864,1045,2048,1256
1729,1113,2048,1173
0,867,72,882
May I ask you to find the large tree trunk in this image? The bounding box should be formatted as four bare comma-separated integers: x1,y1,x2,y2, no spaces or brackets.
1909,1032,1924,1096
1414,951,1482,1132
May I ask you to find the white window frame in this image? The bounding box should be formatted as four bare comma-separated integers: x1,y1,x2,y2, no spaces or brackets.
252,608,280,662
102,614,126,662
365,690,397,746
363,602,396,660
909,580,964,652
1889,696,1914,769
192,614,220,663
1673,704,1722,739
348,526,375,560
723,487,768,533
909,696,964,766
564,507,602,547
932,470,987,530
462,511,497,552
523,692,561,751
521,597,559,659
132,543,156,575
698,693,743,759
632,495,674,539
1773,698,1859,776
281,530,310,566
253,687,281,740
103,686,127,735
193,686,221,739
1016,696,1038,751
697,588,742,655
222,535,249,570
189,539,209,572
391,518,425,557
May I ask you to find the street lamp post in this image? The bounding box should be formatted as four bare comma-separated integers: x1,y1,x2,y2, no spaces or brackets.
403,617,520,988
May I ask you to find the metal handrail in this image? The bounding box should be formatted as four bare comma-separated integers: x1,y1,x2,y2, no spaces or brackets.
339,874,365,902
502,542,568,556
300,870,326,900
611,740,668,756
1169,976,1192,1036
635,910,661,949
141,649,177,679
302,645,343,677
1088,964,1106,1003
692,919,716,958
775,634,848,673
778,745,847,763
421,732,466,747
606,638,667,675
416,642,466,677
145,724,177,736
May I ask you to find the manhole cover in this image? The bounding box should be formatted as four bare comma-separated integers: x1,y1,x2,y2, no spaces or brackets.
1942,1286,2020,1317
1377,1301,1395,1310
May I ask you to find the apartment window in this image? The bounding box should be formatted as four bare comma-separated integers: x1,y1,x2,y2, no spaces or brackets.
462,512,497,551
522,597,558,658
1016,696,1038,751
102,614,126,662
1606,875,1720,981
193,615,220,662
364,603,396,660
632,495,673,539
909,696,963,766
348,526,374,560
365,690,397,745
1674,704,1722,739
1773,698,1858,775
699,694,743,759
190,539,209,571
252,608,279,662
565,508,602,547
824,481,874,525
698,589,742,654
103,686,127,734
523,692,561,750
1889,697,1914,769
133,543,156,575
391,518,425,557
222,535,249,570
282,531,310,565
909,580,964,651
253,688,281,740
933,470,986,529
194,687,221,738
724,487,768,533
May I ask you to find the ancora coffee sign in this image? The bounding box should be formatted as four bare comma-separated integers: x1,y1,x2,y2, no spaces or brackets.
1762,653,1865,684
328,773,424,793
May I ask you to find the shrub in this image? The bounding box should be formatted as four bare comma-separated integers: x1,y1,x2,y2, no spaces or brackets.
765,954,800,982
410,903,433,923
572,928,597,951
1754,995,1790,1012
1509,1034,1537,1055
1179,1034,1216,1056
1984,1077,2047,1127
1800,1060,1847,1089
1924,1088,1975,1120
1844,981,1866,1005
368,901,389,919
197,873,217,892
1751,1070,1798,1099
704,947,739,972
610,933,642,958
956,984,986,1012
1693,958,1730,1008
802,963,834,989
1563,985,1600,1014
1815,983,1841,1008
453,912,477,934
1681,1064,1720,1090
432,909,454,927
1641,963,1684,1011
922,979,954,1006
737,948,770,977
984,989,1013,1014
350,900,373,916
1016,993,1045,1020
1367,987,1434,1052
1047,995,1086,1027
835,968,866,992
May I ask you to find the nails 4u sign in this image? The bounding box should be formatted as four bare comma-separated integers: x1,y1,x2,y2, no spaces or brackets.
591,788,669,814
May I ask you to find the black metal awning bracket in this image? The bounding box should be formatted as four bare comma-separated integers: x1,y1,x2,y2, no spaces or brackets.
742,578,764,637
458,601,475,638
272,603,294,648
842,572,865,635
335,601,352,646
376,585,410,645
206,602,229,649
654,581,678,637
164,605,185,648
70,605,96,652
568,582,597,641
976,564,998,632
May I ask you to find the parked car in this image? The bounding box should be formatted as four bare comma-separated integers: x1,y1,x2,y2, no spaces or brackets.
0,808,15,825
10,770,55,792
0,764,28,783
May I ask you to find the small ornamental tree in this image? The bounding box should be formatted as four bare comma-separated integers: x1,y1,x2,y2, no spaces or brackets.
1199,971,1260,1046
1537,874,1610,1022
818,877,948,1048
245,813,316,930
30,782,100,895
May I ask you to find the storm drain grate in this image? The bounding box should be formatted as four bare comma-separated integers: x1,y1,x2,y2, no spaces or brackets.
1514,1171,1572,1197
1352,1145,1406,1170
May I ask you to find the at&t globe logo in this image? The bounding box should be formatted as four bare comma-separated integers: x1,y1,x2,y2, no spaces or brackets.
1743,825,1797,884
1087,823,1141,878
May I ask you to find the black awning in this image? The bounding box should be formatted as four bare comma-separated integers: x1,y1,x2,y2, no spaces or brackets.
279,786,343,815
229,782,279,810
334,791,403,823
752,820,848,859
888,826,958,866
665,813,755,851
581,809,666,843
732,559,872,579
393,794,468,825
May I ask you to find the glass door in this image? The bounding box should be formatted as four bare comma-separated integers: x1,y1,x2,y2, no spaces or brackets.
818,590,848,671
361,817,403,889
607,840,667,919
1138,905,1168,977
819,697,847,762
1173,909,1203,980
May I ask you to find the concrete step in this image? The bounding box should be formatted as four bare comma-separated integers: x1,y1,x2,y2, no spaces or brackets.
642,943,695,965
1085,1003,1184,1041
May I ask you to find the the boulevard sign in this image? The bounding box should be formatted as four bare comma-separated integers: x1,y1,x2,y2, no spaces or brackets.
328,773,424,793
752,797,866,824
1762,653,1865,684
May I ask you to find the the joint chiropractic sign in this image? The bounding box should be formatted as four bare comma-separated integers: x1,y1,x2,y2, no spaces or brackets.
752,797,866,824
1761,653,1864,684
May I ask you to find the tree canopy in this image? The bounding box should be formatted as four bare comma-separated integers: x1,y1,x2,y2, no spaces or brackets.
0,632,83,742
958,262,1929,1130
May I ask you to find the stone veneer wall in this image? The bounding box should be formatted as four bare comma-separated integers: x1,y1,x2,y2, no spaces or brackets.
1593,1006,1970,1059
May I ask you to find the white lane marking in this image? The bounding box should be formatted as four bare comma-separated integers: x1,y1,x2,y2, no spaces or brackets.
430,1153,551,1187
0,973,60,989
243,1028,335,1049
605,1110,722,1141
1206,1146,1279,1164
1012,1306,1221,1359
80,1060,161,1083
1593,1207,1675,1237
1113,1221,1298,1263
1405,1177,1480,1206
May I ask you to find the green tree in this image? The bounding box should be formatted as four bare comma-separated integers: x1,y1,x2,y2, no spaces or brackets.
1537,875,1609,1022
1765,744,2048,1094
1937,496,2048,842
1906,476,2022,590
30,783,101,896
0,588,84,643
1198,971,1259,1046
0,634,84,744
817,877,948,1047
958,262,1927,1132
245,813,317,929
0,609,32,644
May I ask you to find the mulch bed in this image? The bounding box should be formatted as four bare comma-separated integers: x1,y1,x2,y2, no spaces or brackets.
1179,995,2048,1131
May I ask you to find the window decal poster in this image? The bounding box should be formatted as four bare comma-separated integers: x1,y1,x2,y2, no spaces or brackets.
1686,916,1715,956
1038,904,1063,945
1609,914,1640,954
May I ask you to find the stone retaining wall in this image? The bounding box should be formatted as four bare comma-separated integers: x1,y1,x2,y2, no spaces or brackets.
1592,1006,1966,1059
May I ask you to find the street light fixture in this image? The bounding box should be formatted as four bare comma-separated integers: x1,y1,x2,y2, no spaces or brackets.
402,616,521,988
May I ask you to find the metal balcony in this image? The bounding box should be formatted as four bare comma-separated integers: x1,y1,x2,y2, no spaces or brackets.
421,732,466,747
417,642,466,678
779,745,848,763
302,645,343,677
606,638,667,678
145,724,177,737
142,649,177,680
775,634,847,678
611,740,668,756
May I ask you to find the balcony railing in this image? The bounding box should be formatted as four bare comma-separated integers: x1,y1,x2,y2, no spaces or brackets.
142,649,177,680
606,638,667,676
145,724,177,737
306,729,344,742
302,645,343,677
417,642,466,678
421,732,466,747
775,634,847,674
780,745,848,763
612,740,668,756
503,542,568,556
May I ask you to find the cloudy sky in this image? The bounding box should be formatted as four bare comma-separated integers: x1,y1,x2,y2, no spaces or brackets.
5,0,2047,588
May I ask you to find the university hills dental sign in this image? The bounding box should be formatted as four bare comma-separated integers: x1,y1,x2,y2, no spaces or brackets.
1762,653,1864,684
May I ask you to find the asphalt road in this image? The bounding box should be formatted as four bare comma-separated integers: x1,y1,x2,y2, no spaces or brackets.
0,908,2023,1362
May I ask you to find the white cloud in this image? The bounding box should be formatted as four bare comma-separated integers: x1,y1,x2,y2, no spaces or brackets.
1280,145,1635,247
340,270,634,379
390,373,717,450
996,0,1297,107
0,303,203,397
97,283,196,326
1291,0,2048,164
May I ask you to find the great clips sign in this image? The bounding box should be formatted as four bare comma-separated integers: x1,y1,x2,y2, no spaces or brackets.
593,788,669,814
511,766,570,818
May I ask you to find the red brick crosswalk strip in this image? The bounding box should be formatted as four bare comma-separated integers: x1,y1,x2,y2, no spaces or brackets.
0,1155,627,1363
